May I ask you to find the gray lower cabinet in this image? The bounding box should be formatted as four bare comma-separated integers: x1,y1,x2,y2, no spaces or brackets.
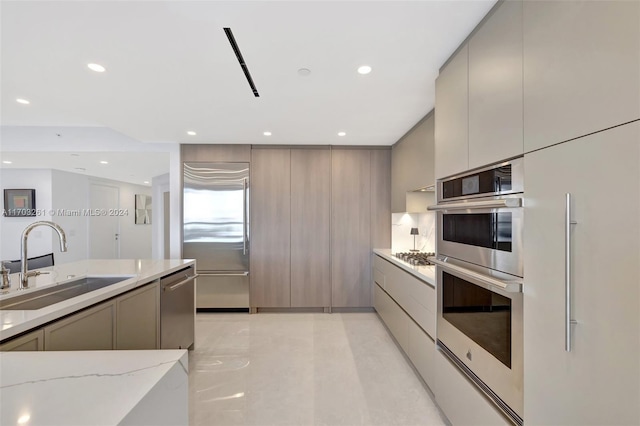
523,0,640,151
116,280,160,350
290,149,331,308
373,255,435,387
0,329,44,351
44,300,116,351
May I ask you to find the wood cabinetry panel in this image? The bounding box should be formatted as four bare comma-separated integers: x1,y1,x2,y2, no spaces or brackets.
250,149,291,307
290,149,331,307
331,149,372,307
181,144,251,162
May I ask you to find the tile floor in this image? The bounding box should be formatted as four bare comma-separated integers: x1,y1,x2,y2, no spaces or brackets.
188,312,447,426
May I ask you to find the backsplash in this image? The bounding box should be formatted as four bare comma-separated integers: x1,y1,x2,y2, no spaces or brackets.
391,212,435,253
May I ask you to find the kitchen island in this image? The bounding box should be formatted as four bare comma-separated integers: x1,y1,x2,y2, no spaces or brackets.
0,349,188,425
0,259,195,342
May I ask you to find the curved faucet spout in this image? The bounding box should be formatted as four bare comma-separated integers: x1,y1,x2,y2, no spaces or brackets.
20,221,68,289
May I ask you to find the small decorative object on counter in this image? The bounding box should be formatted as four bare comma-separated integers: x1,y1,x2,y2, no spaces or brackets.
410,227,419,252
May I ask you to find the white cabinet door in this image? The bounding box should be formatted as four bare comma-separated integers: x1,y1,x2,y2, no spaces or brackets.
435,44,468,179
523,0,640,152
469,0,523,169
523,121,640,424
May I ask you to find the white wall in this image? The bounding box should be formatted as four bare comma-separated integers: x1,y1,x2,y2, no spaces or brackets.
106,178,152,259
152,173,170,259
1,168,153,263
51,169,89,263
0,169,54,261
1,126,182,258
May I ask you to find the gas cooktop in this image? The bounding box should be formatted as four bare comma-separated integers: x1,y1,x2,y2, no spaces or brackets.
393,251,436,266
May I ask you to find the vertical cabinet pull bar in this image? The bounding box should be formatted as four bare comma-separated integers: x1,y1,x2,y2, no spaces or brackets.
565,193,578,352
243,178,248,255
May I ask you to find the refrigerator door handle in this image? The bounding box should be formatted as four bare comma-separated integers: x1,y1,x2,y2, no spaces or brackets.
243,177,248,255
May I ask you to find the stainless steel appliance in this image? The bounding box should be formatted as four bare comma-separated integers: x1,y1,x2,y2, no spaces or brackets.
428,158,524,425
183,162,250,310
393,251,435,266
429,157,524,277
160,265,196,349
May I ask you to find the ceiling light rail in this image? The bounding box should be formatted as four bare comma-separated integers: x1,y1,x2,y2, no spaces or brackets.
224,28,260,98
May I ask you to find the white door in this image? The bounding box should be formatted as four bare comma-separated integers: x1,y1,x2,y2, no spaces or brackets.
523,121,639,424
89,184,120,259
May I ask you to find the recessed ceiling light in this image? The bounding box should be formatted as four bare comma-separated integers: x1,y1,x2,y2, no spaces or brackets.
16,98,30,105
338,132,346,137
100,160,109,164
357,65,372,75
144,181,150,184
187,131,196,136
2,160,12,164
263,131,272,136
297,68,311,77
87,63,106,73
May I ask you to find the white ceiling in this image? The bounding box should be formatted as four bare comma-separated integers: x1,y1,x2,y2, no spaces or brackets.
1,0,496,147
0,151,169,187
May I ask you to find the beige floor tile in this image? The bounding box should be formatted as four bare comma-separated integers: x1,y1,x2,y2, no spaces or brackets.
189,312,447,426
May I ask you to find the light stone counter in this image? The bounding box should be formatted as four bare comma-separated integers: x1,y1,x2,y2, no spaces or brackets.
0,259,195,341
0,349,188,426
373,248,435,287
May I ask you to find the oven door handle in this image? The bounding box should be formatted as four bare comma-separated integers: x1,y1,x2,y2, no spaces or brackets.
428,257,522,292
427,198,522,211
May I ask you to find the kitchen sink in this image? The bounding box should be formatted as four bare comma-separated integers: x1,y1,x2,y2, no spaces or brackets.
0,276,133,310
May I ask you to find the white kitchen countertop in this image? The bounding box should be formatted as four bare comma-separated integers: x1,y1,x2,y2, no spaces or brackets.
0,349,189,426
0,259,195,341
373,249,436,287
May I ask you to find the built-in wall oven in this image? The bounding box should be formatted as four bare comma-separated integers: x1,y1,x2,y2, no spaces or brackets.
428,158,524,425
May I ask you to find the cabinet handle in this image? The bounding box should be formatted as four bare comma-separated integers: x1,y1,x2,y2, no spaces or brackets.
565,193,578,352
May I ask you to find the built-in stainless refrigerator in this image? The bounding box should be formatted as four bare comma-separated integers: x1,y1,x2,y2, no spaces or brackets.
183,162,249,309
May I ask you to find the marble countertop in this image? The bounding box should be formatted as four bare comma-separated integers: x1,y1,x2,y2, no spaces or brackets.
0,349,188,426
373,249,436,287
0,259,195,341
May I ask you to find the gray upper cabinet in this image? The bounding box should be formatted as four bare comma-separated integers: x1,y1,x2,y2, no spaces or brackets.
435,44,469,179
290,149,331,308
331,149,372,308
250,148,291,308
523,0,640,151
469,0,523,169
391,113,435,212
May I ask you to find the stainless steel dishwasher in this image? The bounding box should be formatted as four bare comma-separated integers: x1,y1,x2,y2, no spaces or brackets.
160,266,196,349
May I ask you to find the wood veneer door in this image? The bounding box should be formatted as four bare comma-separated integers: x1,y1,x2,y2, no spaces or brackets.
290,149,331,307
331,149,371,308
250,149,291,308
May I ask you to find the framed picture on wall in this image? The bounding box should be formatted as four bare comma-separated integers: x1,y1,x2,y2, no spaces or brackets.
135,194,152,224
3,189,36,217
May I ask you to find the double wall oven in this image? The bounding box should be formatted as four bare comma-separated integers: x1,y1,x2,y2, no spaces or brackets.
428,158,524,425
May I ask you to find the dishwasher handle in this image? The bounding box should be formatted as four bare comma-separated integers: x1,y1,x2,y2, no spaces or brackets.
163,274,198,292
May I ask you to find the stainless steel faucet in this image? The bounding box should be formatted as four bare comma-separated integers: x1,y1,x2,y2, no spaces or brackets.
20,221,68,289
